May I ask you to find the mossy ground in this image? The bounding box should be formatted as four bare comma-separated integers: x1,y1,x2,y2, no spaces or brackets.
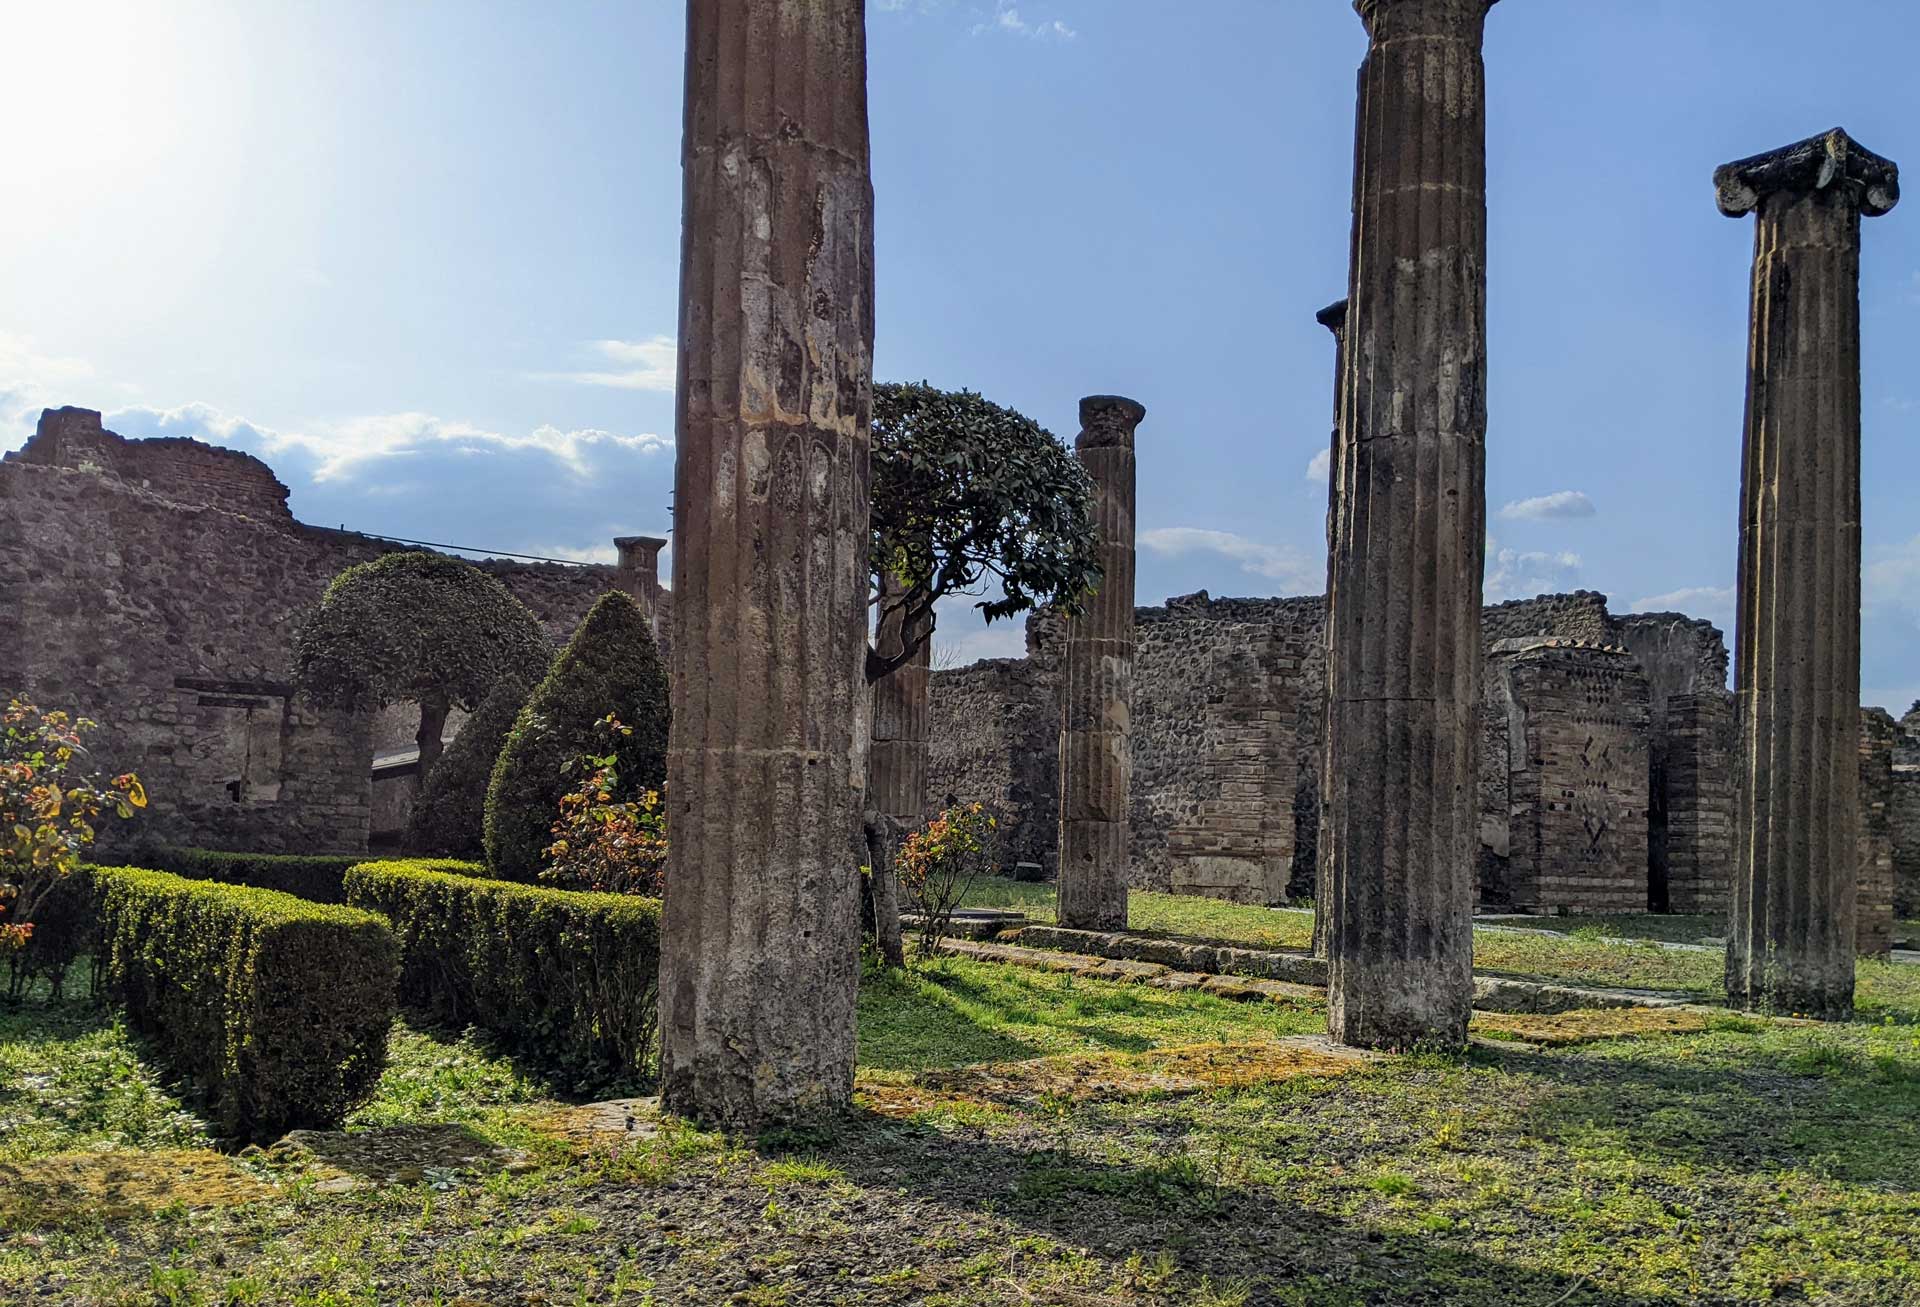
2,914,1918,1304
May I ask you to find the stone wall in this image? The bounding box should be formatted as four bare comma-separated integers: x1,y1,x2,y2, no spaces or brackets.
1859,709,1898,953
924,649,1059,875
1663,691,1737,913
1,408,623,855
1482,641,1651,913
1894,767,1920,920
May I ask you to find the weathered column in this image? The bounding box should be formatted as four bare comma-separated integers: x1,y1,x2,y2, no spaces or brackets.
659,0,875,1126
867,570,930,966
1322,0,1493,1049
1057,395,1143,931
614,534,668,632
1311,298,1347,961
1719,129,1899,1019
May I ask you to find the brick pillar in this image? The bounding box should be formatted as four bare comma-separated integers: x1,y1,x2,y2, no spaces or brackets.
614,534,668,632
1719,128,1899,1020
870,571,931,830
658,0,875,1126
1858,710,1897,956
1057,395,1143,931
1664,692,1735,914
1310,300,1347,957
1322,0,1494,1049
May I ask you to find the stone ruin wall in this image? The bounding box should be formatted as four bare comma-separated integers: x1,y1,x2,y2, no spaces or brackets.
1859,709,1898,952
1,409,621,855
929,587,1738,913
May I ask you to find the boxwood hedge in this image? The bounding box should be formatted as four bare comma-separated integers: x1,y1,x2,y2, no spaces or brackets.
344,859,660,1087
134,847,367,904
91,866,399,1141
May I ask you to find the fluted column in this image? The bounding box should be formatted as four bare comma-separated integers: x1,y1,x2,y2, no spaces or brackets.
660,0,874,1126
614,534,669,634
1322,0,1493,1050
1312,298,1347,961
1719,128,1899,1020
1057,395,1143,930
867,570,930,967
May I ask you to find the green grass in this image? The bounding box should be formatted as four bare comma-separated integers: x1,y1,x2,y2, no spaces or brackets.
3,931,1920,1303
963,878,1920,1020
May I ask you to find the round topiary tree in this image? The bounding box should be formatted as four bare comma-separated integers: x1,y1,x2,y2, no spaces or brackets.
296,552,551,785
403,671,542,858
484,590,670,882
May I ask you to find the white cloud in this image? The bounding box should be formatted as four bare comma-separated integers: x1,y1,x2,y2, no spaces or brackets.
535,336,678,393
1140,526,1317,591
534,542,620,566
1630,585,1734,625
107,401,672,482
1484,537,1583,602
1305,447,1331,484
971,2,1075,38
0,333,117,449
1498,490,1596,521
935,622,1028,667
1867,533,1920,626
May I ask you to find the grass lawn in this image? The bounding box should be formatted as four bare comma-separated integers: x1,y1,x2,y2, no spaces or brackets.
964,879,1920,1018
3,935,1919,1306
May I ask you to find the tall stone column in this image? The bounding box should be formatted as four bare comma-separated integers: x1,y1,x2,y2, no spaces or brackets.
614,534,668,633
1322,0,1493,1050
1057,395,1144,931
1311,298,1347,961
659,0,875,1127
1718,128,1899,1020
867,570,930,966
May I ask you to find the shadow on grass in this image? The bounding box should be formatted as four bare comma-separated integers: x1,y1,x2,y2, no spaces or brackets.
855,965,1045,1072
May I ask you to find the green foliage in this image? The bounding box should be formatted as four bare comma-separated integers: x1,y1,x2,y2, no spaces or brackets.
4,871,98,1001
2,696,145,954
293,550,548,726
90,865,399,1141
344,859,661,1089
483,592,669,882
541,715,668,896
897,802,998,957
405,675,539,858
135,847,368,905
868,381,1101,678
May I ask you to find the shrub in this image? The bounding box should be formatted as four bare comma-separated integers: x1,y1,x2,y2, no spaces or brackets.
345,859,660,1088
485,592,669,882
898,802,998,958
541,715,668,896
135,847,367,904
405,675,538,858
4,871,98,1000
1,696,144,957
91,865,399,1140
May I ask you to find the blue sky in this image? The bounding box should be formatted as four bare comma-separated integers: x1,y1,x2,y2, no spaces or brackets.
3,1,1917,709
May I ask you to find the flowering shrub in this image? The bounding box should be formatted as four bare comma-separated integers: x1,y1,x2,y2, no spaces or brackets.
1,697,144,954
896,802,997,958
541,715,668,897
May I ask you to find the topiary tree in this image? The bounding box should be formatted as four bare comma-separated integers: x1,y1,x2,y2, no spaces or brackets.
295,552,549,785
484,590,670,882
866,381,1102,682
402,671,542,858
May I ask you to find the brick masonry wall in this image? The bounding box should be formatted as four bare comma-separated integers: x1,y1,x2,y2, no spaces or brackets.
1894,767,1920,920
1663,691,1736,913
924,649,1060,874
1859,709,1898,953
2,411,618,855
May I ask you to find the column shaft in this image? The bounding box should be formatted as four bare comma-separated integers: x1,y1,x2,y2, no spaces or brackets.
1323,0,1493,1049
660,0,875,1126
1057,396,1143,930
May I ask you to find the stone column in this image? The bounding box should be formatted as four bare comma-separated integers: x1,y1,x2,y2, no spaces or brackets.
867,570,930,966
1322,0,1494,1050
659,0,875,1127
614,534,668,632
1057,395,1144,931
1719,128,1898,1021
1311,298,1347,960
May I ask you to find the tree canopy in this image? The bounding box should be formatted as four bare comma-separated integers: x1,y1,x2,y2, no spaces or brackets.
294,551,550,780
867,381,1101,682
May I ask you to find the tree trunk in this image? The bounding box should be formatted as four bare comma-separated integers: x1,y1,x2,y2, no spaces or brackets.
416,693,449,788
865,812,906,968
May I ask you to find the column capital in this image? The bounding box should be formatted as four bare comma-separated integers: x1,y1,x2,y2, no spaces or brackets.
1316,299,1349,337
1355,0,1497,40
1715,128,1900,219
1077,395,1146,449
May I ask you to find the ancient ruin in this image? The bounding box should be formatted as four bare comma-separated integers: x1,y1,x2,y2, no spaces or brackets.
1056,396,1144,931
1320,0,1496,1048
655,0,876,1125
1718,128,1900,1020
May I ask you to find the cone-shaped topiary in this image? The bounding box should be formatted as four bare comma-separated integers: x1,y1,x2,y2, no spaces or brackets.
483,591,669,882
405,671,542,859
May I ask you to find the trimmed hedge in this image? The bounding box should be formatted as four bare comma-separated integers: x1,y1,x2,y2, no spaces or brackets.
345,859,660,1086
484,590,670,882
92,866,399,1140
405,676,536,858
134,847,367,904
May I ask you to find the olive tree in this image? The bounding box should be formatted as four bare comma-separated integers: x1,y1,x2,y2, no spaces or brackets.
295,552,550,785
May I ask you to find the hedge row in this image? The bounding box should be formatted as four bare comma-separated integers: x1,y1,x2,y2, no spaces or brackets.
134,847,368,905
92,866,399,1141
344,859,660,1086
